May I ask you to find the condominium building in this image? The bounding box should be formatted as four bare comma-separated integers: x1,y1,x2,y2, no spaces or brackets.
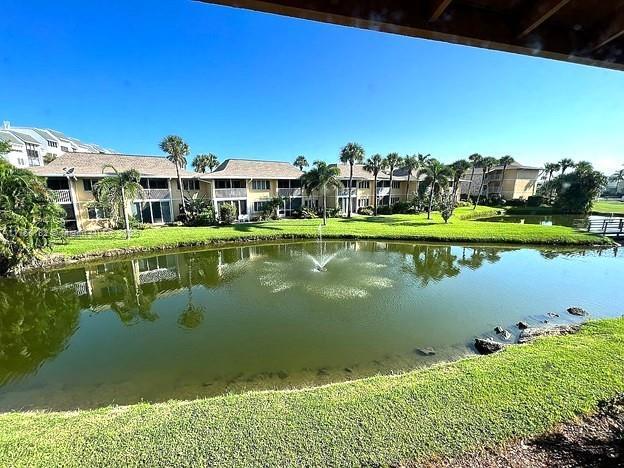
459,162,540,200
0,121,112,169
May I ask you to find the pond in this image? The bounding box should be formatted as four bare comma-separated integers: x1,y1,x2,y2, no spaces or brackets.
0,241,622,411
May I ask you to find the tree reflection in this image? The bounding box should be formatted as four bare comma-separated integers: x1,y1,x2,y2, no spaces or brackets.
0,276,80,384
403,245,461,286
177,258,204,329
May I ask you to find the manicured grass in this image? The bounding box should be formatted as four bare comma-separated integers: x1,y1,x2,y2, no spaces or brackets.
593,200,624,215
1,318,623,467
50,207,609,260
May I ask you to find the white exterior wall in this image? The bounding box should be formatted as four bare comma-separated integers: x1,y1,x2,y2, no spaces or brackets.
2,142,28,167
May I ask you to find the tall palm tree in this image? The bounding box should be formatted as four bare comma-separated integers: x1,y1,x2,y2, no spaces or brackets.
609,166,624,194
192,153,219,173
467,153,483,200
300,161,341,225
363,154,386,215
401,155,419,199
385,152,403,206
543,162,561,182
94,165,144,239
159,135,190,215
339,142,365,217
473,156,498,209
558,158,575,175
449,159,470,202
422,159,452,219
293,155,309,171
498,155,515,196
414,153,431,195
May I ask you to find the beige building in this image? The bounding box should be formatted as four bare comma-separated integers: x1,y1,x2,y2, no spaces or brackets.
459,162,540,201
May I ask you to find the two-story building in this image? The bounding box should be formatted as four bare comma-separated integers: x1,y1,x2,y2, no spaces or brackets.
459,161,540,200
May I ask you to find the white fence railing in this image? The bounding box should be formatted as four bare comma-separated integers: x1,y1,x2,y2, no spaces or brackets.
215,188,247,198
50,189,72,203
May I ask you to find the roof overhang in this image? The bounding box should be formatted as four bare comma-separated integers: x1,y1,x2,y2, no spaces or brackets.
198,0,624,71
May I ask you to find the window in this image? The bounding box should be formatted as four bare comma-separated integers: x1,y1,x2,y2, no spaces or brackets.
215,179,246,189
47,178,69,190
17,158,25,166
48,140,58,148
358,198,369,207
252,179,270,190
253,201,269,212
391,196,400,204
342,180,357,188
392,181,401,189
83,178,98,192
132,201,172,224
60,146,69,152
358,181,370,189
181,179,199,191
87,206,109,220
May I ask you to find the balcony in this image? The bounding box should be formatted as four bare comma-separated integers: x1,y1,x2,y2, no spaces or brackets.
142,188,170,200
50,189,72,203
338,188,357,197
376,187,390,196
215,188,247,198
278,188,302,197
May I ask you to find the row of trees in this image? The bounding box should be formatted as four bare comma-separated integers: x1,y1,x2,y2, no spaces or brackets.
295,144,518,221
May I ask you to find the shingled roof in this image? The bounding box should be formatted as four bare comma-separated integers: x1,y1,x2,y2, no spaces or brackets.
205,159,304,179
30,152,199,178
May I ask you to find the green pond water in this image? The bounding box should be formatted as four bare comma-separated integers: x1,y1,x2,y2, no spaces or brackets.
0,241,622,411
479,214,614,227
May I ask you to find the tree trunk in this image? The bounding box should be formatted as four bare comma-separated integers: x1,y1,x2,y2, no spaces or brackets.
388,169,393,206
473,169,486,209
467,167,476,201
373,174,378,215
121,186,131,240
427,181,435,219
176,164,187,215
347,163,353,218
405,173,411,199
500,165,507,196
322,185,327,226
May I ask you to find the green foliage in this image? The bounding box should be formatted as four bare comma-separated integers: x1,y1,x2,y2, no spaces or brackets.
219,202,238,224
94,166,143,236
160,135,190,214
192,153,219,173
527,195,544,207
391,201,413,214
293,155,309,171
422,159,452,218
440,193,456,223
43,153,57,165
551,163,608,213
357,206,374,216
260,197,284,220
0,139,11,155
0,160,65,275
184,195,215,226
300,161,341,224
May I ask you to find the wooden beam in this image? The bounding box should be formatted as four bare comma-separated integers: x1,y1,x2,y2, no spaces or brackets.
587,7,624,53
430,0,453,23
517,0,571,38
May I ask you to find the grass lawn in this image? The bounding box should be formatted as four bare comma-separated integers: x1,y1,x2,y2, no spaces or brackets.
593,200,624,215
50,206,609,260
1,318,623,467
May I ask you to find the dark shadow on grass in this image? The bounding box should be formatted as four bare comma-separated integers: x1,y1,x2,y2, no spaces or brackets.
230,222,284,232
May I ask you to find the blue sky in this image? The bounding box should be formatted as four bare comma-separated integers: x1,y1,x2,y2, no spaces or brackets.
2,0,623,172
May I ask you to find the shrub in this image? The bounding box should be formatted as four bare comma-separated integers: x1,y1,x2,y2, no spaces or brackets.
219,203,238,224
377,205,392,215
506,198,527,207
527,195,544,207
357,206,374,216
391,201,412,214
293,208,318,219
193,209,216,226
455,200,472,208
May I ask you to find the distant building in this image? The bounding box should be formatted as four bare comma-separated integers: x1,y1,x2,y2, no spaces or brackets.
459,162,541,200
0,121,113,168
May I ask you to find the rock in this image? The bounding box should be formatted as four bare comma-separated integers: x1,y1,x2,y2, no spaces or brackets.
547,312,560,318
494,326,505,334
500,330,512,340
567,306,588,316
517,321,529,329
344,367,353,373
518,324,581,344
474,338,505,354
317,368,329,376
415,347,436,356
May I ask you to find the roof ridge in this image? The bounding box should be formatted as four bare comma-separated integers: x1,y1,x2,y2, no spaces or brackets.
223,158,295,164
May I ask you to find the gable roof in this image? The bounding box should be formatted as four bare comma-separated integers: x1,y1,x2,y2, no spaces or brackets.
31,128,60,142
29,152,199,178
205,159,304,179
8,130,40,145
0,130,24,145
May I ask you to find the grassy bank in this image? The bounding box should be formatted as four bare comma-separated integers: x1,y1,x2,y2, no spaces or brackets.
1,318,623,467
50,206,608,261
593,200,624,215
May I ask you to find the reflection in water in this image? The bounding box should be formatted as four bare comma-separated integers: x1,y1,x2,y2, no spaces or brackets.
0,241,621,410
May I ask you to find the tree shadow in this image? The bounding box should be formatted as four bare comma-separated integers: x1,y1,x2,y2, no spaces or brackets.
230,222,284,232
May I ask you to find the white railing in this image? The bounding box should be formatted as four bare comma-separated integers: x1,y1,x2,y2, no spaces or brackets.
142,188,170,200
338,188,357,197
215,188,247,198
376,187,390,196
50,189,72,203
278,188,302,197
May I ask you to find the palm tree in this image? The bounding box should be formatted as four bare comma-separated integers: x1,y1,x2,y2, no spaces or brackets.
543,162,561,182
339,142,365,217
401,155,419,199
609,166,624,194
414,153,431,195
363,154,386,215
385,152,403,206
422,159,452,219
159,135,190,215
192,153,219,173
94,165,144,239
466,153,483,200
559,158,575,175
473,156,498,209
498,155,515,196
300,161,341,225
293,155,309,171
449,159,470,202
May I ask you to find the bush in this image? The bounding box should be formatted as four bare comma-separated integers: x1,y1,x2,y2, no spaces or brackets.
193,209,216,226
527,195,544,207
506,198,527,207
391,201,412,214
293,208,318,219
455,201,472,208
219,203,238,224
377,205,392,215
357,206,374,216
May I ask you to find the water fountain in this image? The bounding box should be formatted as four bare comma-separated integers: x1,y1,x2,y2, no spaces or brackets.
308,223,337,271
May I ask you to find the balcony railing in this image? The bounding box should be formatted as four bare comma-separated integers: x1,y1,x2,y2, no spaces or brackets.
141,188,170,200
338,188,357,197
215,188,247,198
376,187,390,196
50,189,72,203
278,188,302,197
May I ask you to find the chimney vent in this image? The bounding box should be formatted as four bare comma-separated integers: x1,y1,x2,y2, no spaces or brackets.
2,121,9,130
